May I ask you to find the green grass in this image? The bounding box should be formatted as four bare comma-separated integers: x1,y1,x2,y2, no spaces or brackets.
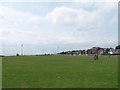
2,55,118,88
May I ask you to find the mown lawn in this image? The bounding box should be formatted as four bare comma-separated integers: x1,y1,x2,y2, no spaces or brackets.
2,55,118,88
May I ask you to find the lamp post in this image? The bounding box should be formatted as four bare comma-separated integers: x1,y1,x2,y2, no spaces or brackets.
21,44,23,56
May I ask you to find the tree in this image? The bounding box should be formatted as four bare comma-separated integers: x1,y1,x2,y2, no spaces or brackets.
16,53,19,56
115,45,120,49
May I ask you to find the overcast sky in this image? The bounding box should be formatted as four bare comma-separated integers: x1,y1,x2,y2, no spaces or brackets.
0,0,118,55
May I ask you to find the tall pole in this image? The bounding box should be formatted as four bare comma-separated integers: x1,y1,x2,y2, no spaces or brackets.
42,49,44,55
56,46,59,54
21,44,23,56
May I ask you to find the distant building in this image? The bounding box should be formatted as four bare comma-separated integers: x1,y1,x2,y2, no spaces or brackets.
59,47,119,56
113,49,120,55
108,48,115,54
87,49,92,55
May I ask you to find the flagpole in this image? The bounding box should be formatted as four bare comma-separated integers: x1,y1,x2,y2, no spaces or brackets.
21,44,23,56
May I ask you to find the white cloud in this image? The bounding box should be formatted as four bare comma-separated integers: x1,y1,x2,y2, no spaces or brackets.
1,27,55,45
0,6,42,31
0,0,119,2
0,2,118,55
46,6,89,26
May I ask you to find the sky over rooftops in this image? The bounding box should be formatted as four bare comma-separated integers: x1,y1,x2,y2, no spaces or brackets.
0,0,118,55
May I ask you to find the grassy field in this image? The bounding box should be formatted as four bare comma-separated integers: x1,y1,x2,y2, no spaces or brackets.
2,55,118,88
